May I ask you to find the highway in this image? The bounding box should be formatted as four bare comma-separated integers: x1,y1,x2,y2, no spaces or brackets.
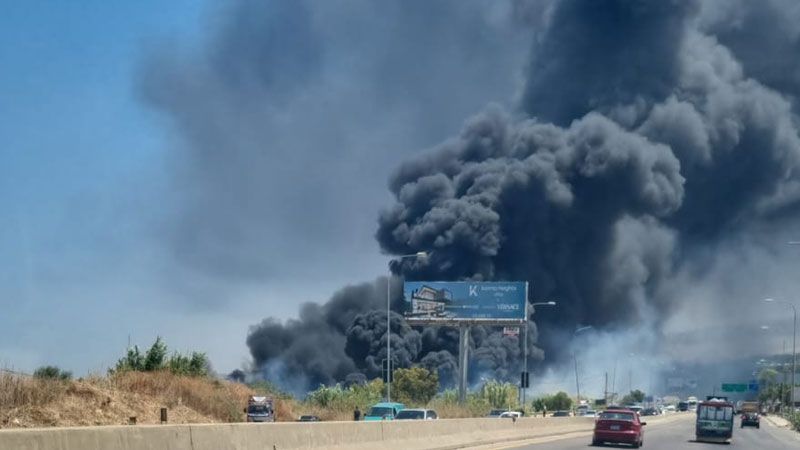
485,414,800,449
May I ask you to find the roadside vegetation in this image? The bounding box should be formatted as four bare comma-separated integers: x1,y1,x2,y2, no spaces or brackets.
0,337,249,428
4,339,620,428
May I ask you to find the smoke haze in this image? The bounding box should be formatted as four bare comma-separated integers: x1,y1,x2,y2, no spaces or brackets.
144,0,800,393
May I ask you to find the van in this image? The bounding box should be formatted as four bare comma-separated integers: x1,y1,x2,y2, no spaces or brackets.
364,402,405,421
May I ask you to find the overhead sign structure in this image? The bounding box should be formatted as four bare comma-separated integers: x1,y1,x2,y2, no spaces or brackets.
403,281,528,324
721,383,759,393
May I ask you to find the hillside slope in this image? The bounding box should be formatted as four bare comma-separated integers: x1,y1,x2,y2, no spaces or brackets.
0,371,260,428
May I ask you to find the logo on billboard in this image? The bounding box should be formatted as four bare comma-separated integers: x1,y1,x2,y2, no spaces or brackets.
403,281,528,323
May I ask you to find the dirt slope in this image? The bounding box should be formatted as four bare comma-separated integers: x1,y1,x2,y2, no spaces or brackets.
0,371,258,428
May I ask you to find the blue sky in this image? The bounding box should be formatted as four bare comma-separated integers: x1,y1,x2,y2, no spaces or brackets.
0,0,535,376
4,0,800,388
0,1,228,373
0,0,482,375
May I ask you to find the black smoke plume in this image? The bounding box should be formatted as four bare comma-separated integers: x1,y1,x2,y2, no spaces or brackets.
147,0,800,392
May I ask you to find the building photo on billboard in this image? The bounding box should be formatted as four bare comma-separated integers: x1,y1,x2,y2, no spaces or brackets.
403,281,528,324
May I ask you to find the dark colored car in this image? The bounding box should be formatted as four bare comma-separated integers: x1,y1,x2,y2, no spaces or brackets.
552,410,571,417
592,409,646,448
487,409,508,418
741,412,760,428
298,415,321,422
395,409,438,420
641,407,660,416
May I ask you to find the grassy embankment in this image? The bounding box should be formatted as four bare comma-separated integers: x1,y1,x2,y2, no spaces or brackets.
0,371,521,428
0,370,256,428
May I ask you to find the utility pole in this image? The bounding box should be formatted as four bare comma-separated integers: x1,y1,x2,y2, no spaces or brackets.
611,359,617,403
573,352,581,405
629,369,632,394
604,372,609,405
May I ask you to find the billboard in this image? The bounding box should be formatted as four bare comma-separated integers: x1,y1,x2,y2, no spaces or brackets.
403,281,528,323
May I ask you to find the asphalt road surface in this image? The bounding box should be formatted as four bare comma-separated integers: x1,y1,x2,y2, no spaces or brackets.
502,415,800,449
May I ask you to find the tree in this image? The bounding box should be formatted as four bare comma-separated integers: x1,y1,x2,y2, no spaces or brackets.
33,365,72,381
547,391,573,411
112,346,145,373
532,392,572,412
622,389,645,404
393,367,439,405
144,337,168,371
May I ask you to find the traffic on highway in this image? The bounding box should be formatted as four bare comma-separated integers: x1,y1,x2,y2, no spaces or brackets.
505,412,800,450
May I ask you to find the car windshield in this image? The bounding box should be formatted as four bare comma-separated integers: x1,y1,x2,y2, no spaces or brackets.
600,412,634,421
368,407,394,416
488,409,506,415
396,410,425,419
248,405,270,414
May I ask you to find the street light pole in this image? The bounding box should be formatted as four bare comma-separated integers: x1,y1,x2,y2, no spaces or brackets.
764,298,796,413
387,251,428,402
524,301,556,407
572,326,593,407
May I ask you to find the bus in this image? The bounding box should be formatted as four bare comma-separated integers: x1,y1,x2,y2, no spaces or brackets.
695,399,734,443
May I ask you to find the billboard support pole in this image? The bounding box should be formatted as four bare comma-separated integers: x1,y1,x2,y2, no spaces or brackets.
522,282,529,409
522,324,527,408
458,324,470,404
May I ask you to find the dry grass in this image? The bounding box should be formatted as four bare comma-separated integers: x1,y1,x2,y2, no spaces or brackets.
110,371,252,422
0,372,68,412
0,371,489,428
0,371,260,428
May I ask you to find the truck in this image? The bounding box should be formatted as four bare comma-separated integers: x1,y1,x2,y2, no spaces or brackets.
696,398,734,443
739,401,760,428
245,396,275,422
739,401,758,414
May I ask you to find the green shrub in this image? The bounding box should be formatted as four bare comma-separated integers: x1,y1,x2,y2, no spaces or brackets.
480,380,519,409
305,379,384,413
110,337,209,376
33,366,72,381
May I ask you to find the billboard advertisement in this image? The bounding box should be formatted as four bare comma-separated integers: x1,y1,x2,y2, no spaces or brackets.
403,281,528,323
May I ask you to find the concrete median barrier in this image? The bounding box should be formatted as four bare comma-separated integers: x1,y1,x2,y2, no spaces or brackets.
0,424,192,450
0,415,694,450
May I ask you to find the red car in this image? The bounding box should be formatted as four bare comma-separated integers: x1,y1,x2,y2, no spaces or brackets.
592,409,646,447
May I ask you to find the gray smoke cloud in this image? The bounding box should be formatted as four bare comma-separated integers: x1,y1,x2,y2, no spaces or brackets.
146,0,800,392
378,0,800,361
139,0,536,302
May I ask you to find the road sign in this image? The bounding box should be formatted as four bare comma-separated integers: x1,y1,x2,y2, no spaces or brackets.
721,383,747,392
503,327,520,336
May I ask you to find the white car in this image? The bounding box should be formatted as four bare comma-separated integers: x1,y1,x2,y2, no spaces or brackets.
499,411,522,419
582,410,597,418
